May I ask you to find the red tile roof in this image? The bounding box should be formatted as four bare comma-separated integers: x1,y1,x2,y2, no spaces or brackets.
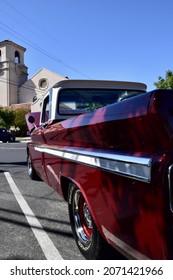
4,103,31,111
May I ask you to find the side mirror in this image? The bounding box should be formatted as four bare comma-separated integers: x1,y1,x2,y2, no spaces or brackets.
25,112,41,132
28,115,35,124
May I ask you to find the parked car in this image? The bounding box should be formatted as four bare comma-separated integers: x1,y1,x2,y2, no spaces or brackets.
26,79,173,260
0,128,15,143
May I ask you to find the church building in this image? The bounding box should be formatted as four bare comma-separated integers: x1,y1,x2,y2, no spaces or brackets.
0,40,67,112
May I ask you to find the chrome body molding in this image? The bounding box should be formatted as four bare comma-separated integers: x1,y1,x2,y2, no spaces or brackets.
102,226,150,260
35,146,152,182
168,164,173,213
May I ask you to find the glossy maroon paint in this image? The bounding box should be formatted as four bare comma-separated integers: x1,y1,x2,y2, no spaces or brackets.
27,89,173,259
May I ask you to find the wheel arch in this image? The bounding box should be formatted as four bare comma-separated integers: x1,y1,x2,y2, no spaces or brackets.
26,145,30,156
60,175,102,237
60,176,84,202
60,175,89,202
60,176,71,201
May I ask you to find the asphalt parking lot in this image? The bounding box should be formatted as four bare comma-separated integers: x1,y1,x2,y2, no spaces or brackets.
0,142,84,260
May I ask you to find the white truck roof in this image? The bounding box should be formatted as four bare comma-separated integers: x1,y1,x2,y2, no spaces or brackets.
53,79,147,91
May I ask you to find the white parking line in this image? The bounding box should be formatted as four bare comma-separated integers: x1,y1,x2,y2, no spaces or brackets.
4,172,63,260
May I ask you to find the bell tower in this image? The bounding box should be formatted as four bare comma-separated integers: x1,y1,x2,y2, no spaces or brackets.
0,40,28,106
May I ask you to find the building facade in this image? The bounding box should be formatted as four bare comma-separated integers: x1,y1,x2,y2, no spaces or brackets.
0,40,67,111
0,40,28,106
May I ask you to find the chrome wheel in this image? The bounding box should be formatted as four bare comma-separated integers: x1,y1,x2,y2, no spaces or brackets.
68,183,118,259
73,189,93,246
27,153,40,180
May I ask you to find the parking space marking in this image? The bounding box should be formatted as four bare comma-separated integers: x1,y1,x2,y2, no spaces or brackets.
4,172,63,260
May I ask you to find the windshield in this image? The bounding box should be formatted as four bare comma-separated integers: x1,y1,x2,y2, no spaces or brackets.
58,89,145,115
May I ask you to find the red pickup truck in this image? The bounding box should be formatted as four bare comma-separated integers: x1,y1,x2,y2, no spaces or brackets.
26,79,173,260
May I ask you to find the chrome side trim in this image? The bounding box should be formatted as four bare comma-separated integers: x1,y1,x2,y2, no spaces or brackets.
102,226,150,260
35,146,152,182
168,164,173,213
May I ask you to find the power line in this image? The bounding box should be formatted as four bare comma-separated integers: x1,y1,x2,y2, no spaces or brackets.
1,0,83,71
1,0,57,42
0,76,47,94
0,22,91,79
1,0,67,51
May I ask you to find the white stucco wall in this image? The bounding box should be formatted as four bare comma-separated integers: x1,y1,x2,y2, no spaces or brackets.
0,40,28,106
19,68,67,111
0,40,67,109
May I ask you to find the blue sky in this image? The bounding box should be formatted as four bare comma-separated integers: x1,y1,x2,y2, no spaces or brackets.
0,0,173,91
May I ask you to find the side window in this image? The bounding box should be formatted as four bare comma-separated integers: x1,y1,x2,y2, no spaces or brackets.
41,96,49,123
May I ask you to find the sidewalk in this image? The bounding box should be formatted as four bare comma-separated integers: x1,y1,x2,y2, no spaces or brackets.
16,137,31,143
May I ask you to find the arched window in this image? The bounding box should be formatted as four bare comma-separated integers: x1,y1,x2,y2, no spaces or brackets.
15,51,20,63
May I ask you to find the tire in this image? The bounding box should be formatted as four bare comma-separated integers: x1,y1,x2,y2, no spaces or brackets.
68,183,118,259
27,154,40,180
9,136,15,142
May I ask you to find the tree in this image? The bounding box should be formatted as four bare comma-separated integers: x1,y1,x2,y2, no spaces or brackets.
14,109,29,136
0,106,30,136
0,107,15,129
0,117,6,127
154,70,173,89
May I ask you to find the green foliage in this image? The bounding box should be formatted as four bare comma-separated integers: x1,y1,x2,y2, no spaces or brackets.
0,107,15,129
0,107,30,136
154,70,173,89
0,117,6,127
87,103,104,111
14,109,30,137
1,110,15,129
